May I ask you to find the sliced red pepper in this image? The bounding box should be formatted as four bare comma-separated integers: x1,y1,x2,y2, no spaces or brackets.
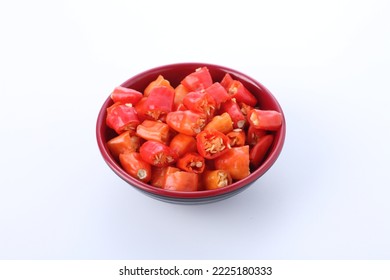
183,90,216,119
119,152,151,183
107,131,141,159
166,110,206,136
204,82,231,107
227,80,257,107
214,145,250,180
181,66,213,91
136,119,171,144
106,102,140,134
248,109,282,131
139,140,177,167
173,84,189,110
239,102,254,117
204,112,233,134
134,97,148,122
247,124,268,146
144,75,175,96
196,129,230,160
177,152,205,174
163,166,181,177
110,86,143,105
163,169,199,192
220,99,247,129
250,134,274,168
136,86,174,121
169,133,197,158
175,103,187,111
151,166,181,188
226,129,246,147
220,73,234,90
150,166,169,188
202,170,232,190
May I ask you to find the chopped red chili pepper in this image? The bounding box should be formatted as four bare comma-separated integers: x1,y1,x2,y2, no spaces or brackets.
177,152,205,174
139,140,177,167
214,145,250,180
204,82,231,108
119,152,151,183
106,102,140,134
247,125,268,146
166,110,206,136
220,99,247,129
136,119,171,144
239,102,254,117
163,169,199,192
169,133,197,158
150,166,168,188
227,80,257,107
203,112,233,135
110,86,143,105
226,129,246,147
250,134,274,168
220,73,234,90
107,131,141,159
248,109,282,131
144,75,175,96
181,66,213,91
183,90,216,119
173,84,189,110
141,86,175,120
196,129,230,160
202,170,232,190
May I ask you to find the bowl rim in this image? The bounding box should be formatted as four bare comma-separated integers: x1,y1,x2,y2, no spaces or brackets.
96,62,286,200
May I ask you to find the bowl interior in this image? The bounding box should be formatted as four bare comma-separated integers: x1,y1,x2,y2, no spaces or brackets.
96,62,285,200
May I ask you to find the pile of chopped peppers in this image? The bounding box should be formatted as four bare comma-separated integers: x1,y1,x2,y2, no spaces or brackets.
106,67,282,191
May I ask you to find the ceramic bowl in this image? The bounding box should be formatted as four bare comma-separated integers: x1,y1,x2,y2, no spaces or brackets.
96,63,286,204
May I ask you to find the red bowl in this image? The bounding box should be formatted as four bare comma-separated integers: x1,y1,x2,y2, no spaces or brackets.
96,63,286,204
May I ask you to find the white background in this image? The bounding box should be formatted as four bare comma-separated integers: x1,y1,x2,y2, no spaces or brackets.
0,0,389,260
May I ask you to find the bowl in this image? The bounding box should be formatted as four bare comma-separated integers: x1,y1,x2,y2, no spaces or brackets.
96,62,286,204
